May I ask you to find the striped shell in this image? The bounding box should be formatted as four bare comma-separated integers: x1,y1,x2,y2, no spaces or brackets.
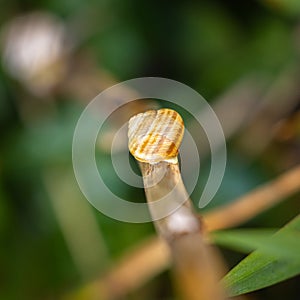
128,108,184,163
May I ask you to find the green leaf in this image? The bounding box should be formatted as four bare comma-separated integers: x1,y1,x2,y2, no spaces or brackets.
212,229,300,259
220,215,300,296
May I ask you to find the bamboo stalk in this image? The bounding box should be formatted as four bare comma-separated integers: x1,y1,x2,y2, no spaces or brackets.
65,164,300,300
128,108,227,300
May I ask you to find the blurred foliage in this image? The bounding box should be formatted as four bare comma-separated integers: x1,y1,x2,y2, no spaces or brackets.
0,0,300,299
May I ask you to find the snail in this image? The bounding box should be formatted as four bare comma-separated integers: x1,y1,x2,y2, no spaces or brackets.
128,108,184,164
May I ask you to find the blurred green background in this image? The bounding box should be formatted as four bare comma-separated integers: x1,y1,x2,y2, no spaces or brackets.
0,0,300,299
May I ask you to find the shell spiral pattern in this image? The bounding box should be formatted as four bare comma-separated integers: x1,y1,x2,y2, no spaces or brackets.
128,108,184,163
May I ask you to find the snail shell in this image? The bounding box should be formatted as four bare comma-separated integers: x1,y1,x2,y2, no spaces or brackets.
128,108,184,163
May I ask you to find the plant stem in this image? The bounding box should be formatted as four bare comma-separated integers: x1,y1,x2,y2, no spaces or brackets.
129,108,227,300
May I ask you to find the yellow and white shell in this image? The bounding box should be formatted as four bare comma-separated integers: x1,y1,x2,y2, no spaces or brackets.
128,108,184,163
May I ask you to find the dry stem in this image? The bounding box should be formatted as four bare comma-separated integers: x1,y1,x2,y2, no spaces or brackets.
129,109,227,300
69,165,300,299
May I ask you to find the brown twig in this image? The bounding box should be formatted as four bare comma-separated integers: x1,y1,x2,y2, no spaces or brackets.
67,164,300,299
64,162,300,299
204,164,300,231
62,237,169,300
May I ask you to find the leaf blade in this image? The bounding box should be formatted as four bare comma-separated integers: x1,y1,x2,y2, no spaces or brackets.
220,215,300,296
